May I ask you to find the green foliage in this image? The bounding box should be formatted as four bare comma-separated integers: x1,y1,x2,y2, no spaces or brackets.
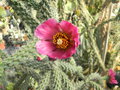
9,57,103,90
76,73,103,90
3,39,37,68
64,0,77,14
0,59,7,90
7,0,59,35
105,21,120,68
0,59,4,78
86,0,104,15
0,50,7,59
7,0,38,34
6,83,14,90
0,51,7,86
0,6,7,18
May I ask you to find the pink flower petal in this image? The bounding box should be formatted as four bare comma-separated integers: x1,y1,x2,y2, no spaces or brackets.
63,46,76,58
108,69,116,77
59,20,80,46
48,45,76,59
48,49,66,59
108,69,118,84
34,19,60,40
109,78,118,84
59,21,75,34
36,40,56,55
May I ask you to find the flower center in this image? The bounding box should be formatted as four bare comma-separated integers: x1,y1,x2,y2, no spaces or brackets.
57,39,63,45
53,32,70,49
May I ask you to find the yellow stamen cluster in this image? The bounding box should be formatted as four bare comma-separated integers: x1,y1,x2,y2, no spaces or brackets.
53,32,69,49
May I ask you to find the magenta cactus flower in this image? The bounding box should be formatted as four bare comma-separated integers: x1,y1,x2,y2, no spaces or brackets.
108,69,118,84
34,19,80,59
